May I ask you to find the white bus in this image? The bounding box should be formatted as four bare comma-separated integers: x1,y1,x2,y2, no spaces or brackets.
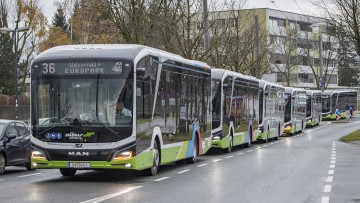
305,90,322,127
322,89,358,120
30,44,212,176
211,69,259,153
283,87,307,135
258,81,285,142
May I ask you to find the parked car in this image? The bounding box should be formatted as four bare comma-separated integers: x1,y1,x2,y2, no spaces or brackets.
0,119,34,175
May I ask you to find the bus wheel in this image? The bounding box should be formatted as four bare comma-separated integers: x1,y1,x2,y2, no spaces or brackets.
149,141,160,176
0,154,5,175
25,159,35,171
224,135,233,153
60,168,76,176
187,136,198,164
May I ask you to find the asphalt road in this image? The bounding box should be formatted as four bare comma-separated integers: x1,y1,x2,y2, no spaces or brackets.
1,117,360,203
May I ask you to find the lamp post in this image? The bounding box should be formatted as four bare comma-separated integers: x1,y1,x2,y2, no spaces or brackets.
0,26,30,120
310,23,326,92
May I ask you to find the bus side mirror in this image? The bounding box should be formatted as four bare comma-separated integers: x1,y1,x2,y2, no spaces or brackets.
136,67,145,77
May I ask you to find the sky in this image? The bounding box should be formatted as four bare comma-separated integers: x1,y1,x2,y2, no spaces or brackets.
39,0,321,22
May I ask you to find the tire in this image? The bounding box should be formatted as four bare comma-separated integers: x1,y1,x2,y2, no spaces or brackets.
25,160,35,171
187,136,198,164
60,168,77,176
0,154,5,175
144,141,160,176
224,135,233,153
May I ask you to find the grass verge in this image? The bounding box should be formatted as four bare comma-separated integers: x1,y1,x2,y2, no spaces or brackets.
341,129,360,142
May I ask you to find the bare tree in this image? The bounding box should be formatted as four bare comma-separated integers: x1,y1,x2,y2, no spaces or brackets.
317,0,360,56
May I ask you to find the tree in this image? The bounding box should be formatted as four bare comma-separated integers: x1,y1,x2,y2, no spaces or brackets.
52,3,68,31
318,0,360,56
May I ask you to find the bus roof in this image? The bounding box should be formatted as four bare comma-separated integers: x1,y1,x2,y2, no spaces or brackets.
32,44,210,70
259,80,285,90
284,87,306,94
322,89,357,96
211,68,259,84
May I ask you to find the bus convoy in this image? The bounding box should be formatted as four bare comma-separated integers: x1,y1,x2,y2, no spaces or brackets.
29,44,358,176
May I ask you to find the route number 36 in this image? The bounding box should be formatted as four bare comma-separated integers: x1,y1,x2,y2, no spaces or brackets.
42,63,56,74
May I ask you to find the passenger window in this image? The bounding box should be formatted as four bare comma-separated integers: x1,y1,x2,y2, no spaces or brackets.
5,123,18,137
16,123,30,136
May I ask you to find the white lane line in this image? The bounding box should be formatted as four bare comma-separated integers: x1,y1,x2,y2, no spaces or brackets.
225,156,233,159
332,147,336,150
331,160,336,164
326,176,333,183
331,157,336,160
268,143,274,145
274,141,279,144
279,140,284,142
330,165,335,169
324,185,332,193
196,163,208,168
79,186,143,203
255,147,261,150
212,159,222,163
328,170,335,175
177,169,190,174
0,179,4,182
153,177,169,182
246,150,253,153
332,151,336,154
18,173,43,178
331,154,336,157
263,145,268,147
321,196,329,203
237,152,244,155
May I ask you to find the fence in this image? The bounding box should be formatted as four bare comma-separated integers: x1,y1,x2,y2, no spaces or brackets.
0,94,30,121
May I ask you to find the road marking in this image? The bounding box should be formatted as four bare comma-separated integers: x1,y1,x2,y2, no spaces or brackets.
274,141,279,144
324,185,332,192
225,156,233,159
196,163,208,167
331,157,336,160
332,147,336,150
330,165,335,169
153,177,169,182
177,169,190,174
18,173,43,178
212,159,222,163
263,145,268,147
321,196,329,203
79,186,143,203
331,154,336,157
331,160,336,164
326,176,333,183
237,152,244,155
279,140,284,142
328,170,334,175
246,150,253,153
332,151,336,154
0,179,4,182
268,143,274,145
255,147,261,150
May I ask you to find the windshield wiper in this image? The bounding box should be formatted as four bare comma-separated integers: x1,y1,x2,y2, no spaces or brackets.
77,122,119,137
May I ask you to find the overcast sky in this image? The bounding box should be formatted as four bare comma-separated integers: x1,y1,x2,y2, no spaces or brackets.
39,0,320,23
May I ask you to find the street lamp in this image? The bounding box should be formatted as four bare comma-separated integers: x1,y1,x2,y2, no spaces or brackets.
0,26,30,120
310,23,326,92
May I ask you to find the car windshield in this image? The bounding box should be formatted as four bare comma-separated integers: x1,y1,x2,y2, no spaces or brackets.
0,123,6,138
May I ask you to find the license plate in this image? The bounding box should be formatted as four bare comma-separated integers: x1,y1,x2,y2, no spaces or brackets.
68,162,90,168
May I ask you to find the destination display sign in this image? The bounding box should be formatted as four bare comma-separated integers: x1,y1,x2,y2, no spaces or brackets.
32,60,132,76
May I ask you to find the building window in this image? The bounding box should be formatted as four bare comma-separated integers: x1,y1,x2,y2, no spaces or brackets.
197,21,203,30
216,19,225,28
270,17,285,27
326,75,337,84
229,18,238,28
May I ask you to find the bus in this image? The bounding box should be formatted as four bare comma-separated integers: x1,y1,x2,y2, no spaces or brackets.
257,81,285,142
322,89,358,120
30,44,212,176
283,87,307,135
305,90,322,127
211,69,259,153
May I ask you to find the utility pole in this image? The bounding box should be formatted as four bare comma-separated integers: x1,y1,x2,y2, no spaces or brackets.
319,28,324,92
203,0,210,53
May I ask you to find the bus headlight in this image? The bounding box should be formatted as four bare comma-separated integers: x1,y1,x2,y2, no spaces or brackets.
31,150,47,160
212,136,220,140
112,151,132,161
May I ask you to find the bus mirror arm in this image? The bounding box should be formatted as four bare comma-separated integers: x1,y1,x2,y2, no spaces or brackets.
136,67,145,77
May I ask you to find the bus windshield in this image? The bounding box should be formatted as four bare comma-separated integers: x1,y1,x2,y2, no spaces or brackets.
31,60,134,143
322,96,330,113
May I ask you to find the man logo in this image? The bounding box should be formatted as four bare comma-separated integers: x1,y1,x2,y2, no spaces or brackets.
68,152,89,156
75,144,83,148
